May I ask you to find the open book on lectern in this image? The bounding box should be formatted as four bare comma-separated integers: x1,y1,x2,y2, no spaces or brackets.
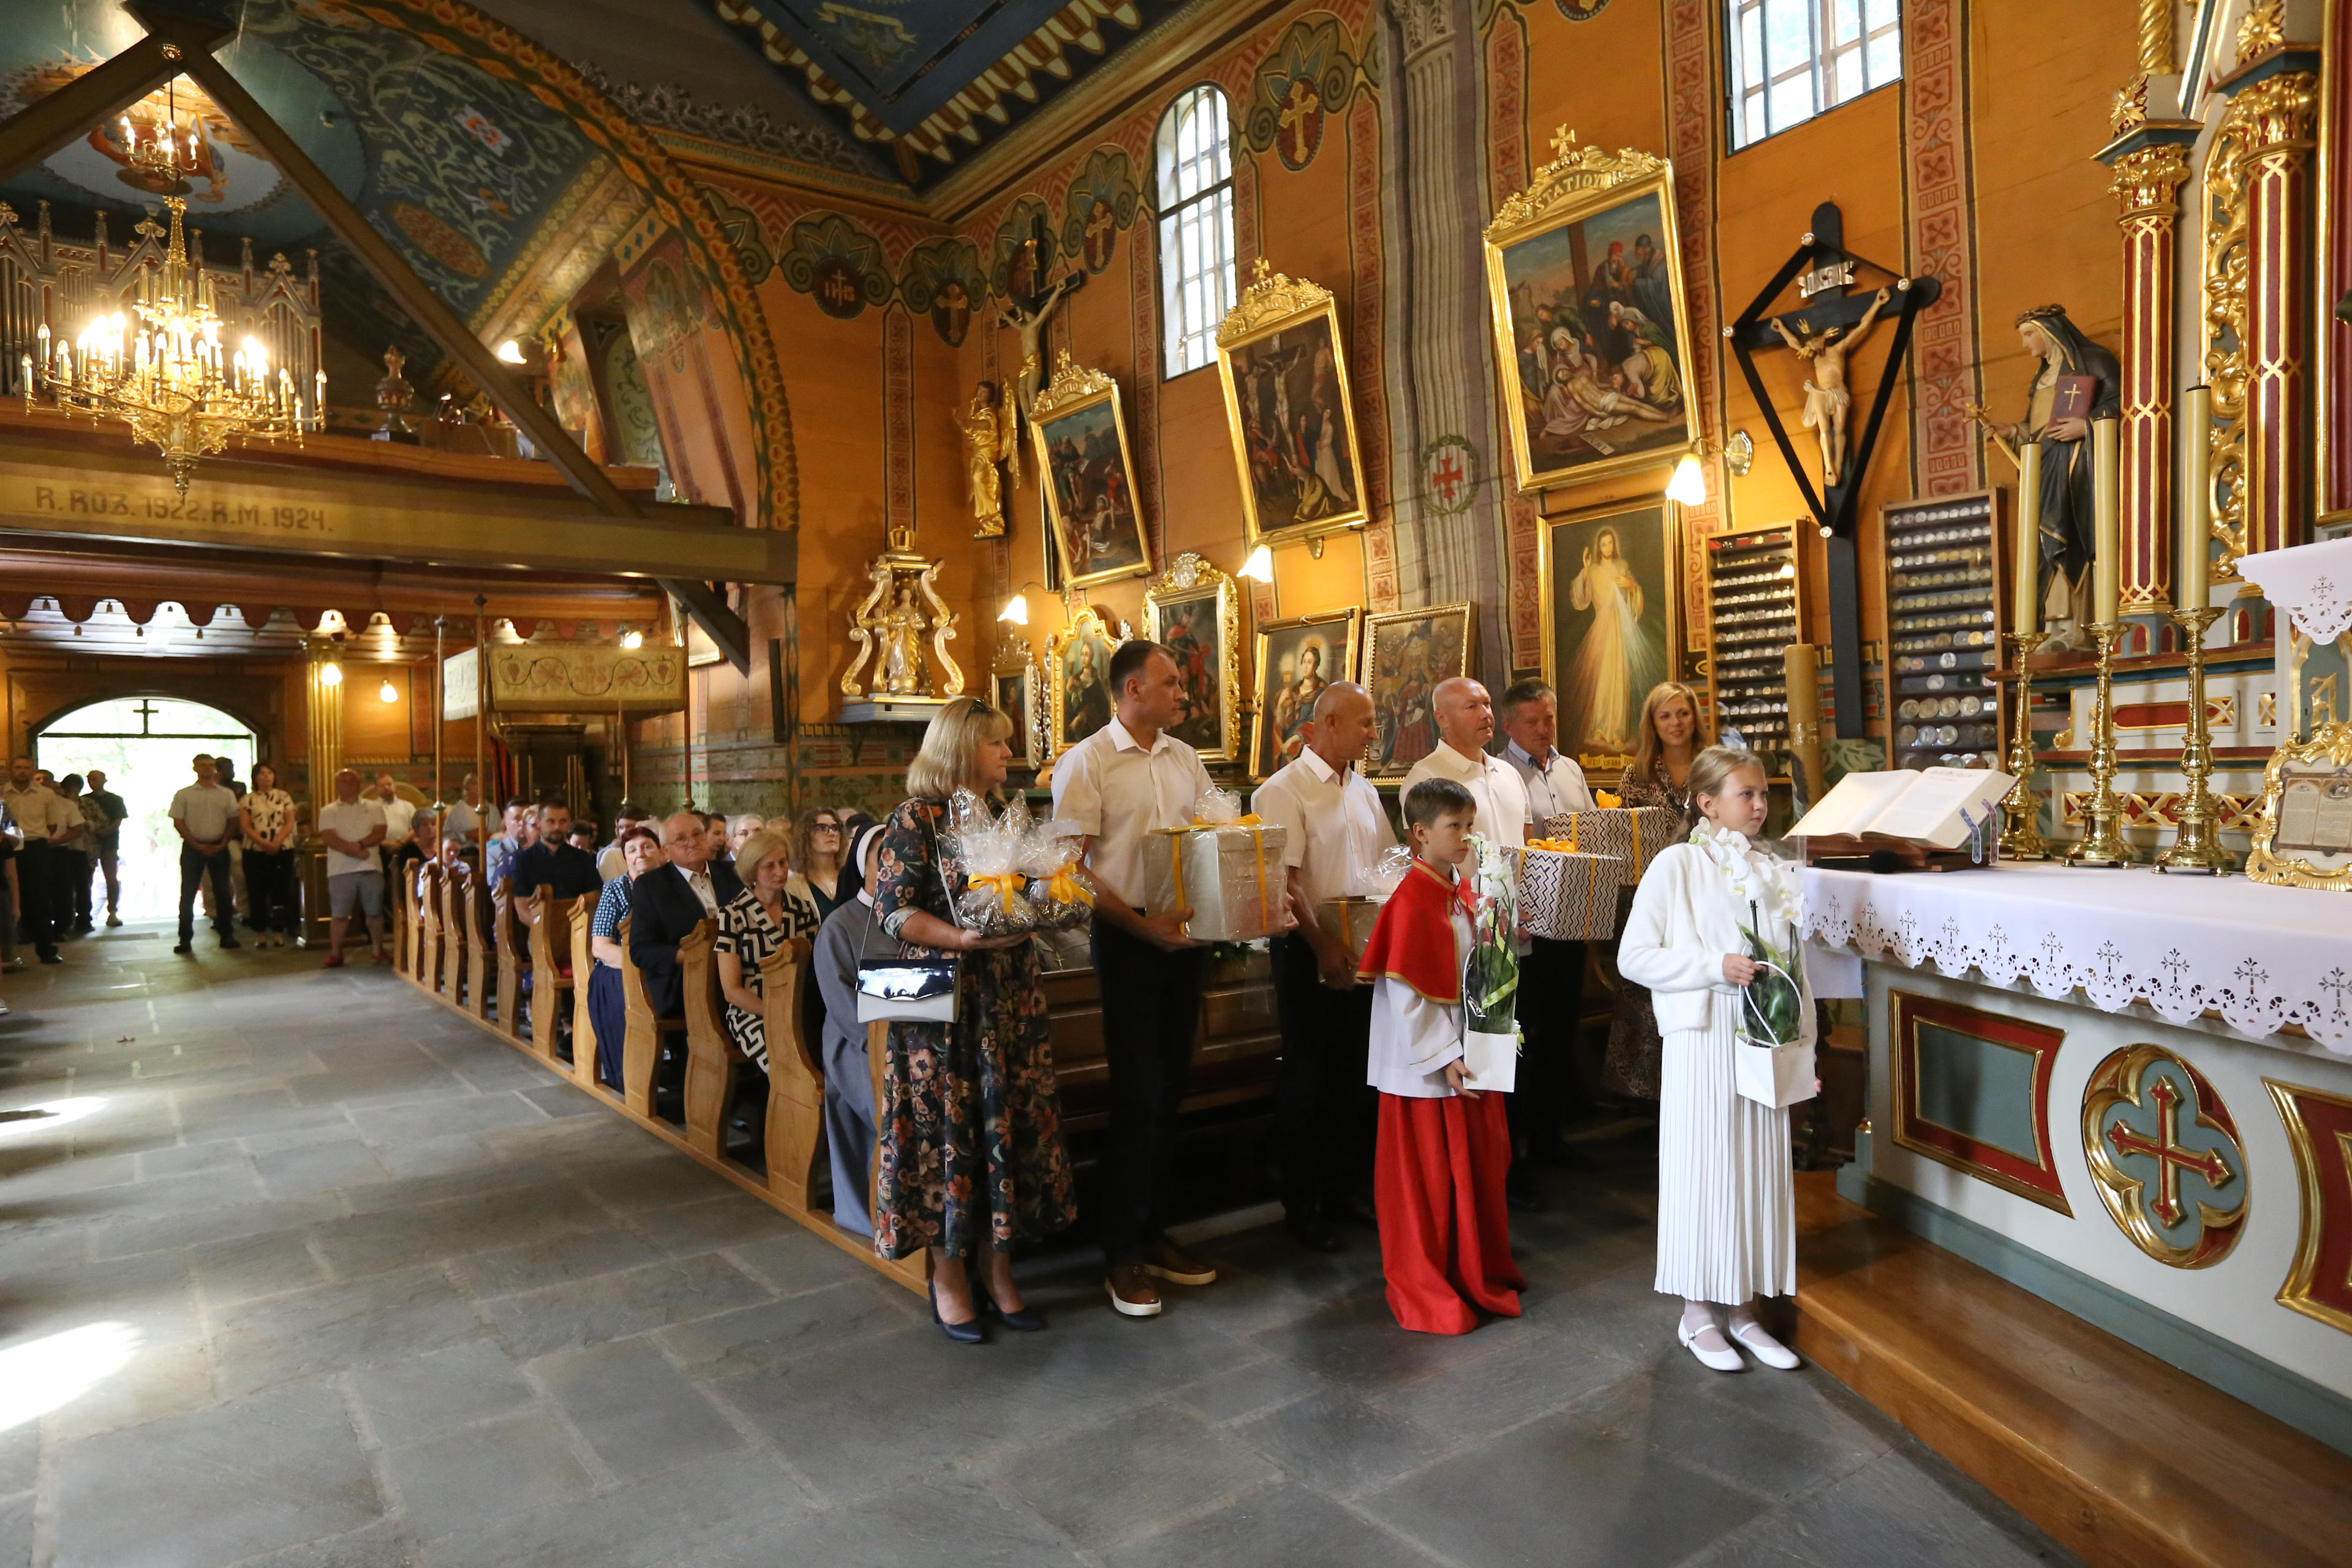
1787,767,2018,850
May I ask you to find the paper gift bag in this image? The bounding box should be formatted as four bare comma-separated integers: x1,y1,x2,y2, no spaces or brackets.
1509,846,1623,941
1536,807,1681,886
1142,821,1289,942
1461,1028,1519,1093
1733,1039,1817,1109
1314,895,1386,969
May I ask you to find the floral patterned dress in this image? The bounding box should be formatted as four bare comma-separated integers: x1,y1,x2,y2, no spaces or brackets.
1605,761,1694,1101
870,797,1076,1261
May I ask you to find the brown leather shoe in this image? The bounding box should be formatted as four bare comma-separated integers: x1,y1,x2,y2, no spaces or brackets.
1141,1237,1217,1286
1104,1261,1163,1317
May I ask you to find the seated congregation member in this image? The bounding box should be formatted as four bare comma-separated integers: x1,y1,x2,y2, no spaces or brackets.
568,820,599,858
587,826,665,1089
486,797,535,895
811,822,888,1236
317,767,390,967
1496,679,1599,1178
1617,745,1807,1374
714,827,822,1077
373,772,417,884
239,763,301,949
511,797,601,910
726,813,765,859
1251,680,1395,1253
1358,777,1523,1335
1607,682,1709,1106
704,812,734,877
793,807,854,922
628,811,725,1021
393,811,437,885
875,697,1074,1342
596,803,652,883
441,772,488,846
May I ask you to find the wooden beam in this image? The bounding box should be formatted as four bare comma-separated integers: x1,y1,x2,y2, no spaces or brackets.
0,27,227,187
129,7,755,672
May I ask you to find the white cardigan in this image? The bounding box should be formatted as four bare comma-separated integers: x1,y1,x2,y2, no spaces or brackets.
1618,842,1814,1040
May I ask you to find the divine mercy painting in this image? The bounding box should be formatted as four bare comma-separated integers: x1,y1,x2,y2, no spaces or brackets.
1544,503,1678,764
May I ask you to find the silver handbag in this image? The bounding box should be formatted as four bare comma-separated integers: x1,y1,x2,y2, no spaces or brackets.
853,815,960,1025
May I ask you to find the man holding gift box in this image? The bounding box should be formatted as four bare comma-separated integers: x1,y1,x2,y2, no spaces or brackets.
1252,680,1398,1253
1498,679,1601,1180
1052,640,1223,1319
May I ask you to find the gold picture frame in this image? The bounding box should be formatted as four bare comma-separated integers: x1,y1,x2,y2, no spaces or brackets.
1142,552,1243,764
1029,350,1152,589
1043,605,1127,757
990,644,1044,769
2246,720,2352,889
1362,602,1476,780
1213,260,1370,549
1483,130,1700,493
1539,497,1684,770
1251,608,1360,778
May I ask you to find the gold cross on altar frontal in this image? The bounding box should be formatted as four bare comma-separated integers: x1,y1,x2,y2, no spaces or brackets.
2105,1077,2234,1228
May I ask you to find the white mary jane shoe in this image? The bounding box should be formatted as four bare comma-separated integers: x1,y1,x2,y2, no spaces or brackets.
1729,1320,1801,1370
1678,1319,1745,1373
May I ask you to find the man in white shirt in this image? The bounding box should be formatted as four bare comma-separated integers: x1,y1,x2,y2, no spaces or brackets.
170,754,243,956
4,755,77,965
1398,678,1529,848
1252,681,1397,1253
317,767,390,967
1497,679,1600,1186
1052,640,1220,1319
441,773,487,846
374,772,418,883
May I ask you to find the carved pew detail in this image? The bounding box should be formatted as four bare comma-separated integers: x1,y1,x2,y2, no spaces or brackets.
460,868,491,1020
415,863,445,996
392,861,417,974
679,922,739,1159
437,862,470,1008
493,877,527,1039
617,914,690,1121
570,891,601,1091
525,886,578,1065
761,938,821,1211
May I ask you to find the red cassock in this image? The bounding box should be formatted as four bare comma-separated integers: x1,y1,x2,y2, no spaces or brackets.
1359,862,1525,1335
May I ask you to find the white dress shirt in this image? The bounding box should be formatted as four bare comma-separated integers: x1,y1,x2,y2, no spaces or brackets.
379,794,418,848
1251,748,1398,910
2,782,75,843
1050,717,1215,907
169,783,240,844
1399,741,1529,848
686,867,718,917
1502,741,1596,823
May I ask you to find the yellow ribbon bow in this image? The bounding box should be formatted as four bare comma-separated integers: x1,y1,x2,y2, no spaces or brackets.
1189,812,1262,828
967,872,1025,913
1044,867,1095,907
1523,837,1578,853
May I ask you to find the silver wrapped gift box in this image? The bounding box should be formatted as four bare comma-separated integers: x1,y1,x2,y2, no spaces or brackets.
1509,846,1624,941
1141,821,1290,943
1536,806,1681,886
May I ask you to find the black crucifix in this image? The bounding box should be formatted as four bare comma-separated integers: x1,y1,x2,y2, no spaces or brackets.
1727,203,1940,738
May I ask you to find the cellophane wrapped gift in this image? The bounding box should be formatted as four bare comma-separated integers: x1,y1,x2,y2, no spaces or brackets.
1314,844,1415,968
1508,843,1625,940
1020,818,1094,933
946,790,1036,937
1535,806,1680,886
1140,788,1289,943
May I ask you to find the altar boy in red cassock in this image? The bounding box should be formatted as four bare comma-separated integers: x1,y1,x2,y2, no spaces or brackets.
1357,777,1524,1334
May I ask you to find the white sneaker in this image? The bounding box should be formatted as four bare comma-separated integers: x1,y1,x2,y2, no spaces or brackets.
1679,1319,1745,1372
1729,1319,1801,1370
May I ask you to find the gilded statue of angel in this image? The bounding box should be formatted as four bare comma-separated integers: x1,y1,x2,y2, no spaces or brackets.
962,379,1021,538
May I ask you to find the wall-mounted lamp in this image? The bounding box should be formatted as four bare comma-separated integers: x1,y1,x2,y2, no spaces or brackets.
620,630,645,649
494,339,526,365
997,594,1030,625
377,677,399,704
1238,546,1275,584
318,661,344,687
1665,431,1756,507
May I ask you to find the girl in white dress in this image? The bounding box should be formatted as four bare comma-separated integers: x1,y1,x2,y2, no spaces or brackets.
1618,746,1811,1373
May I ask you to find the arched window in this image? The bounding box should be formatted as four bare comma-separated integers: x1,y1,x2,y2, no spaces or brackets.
1155,84,1237,377
1727,0,1901,149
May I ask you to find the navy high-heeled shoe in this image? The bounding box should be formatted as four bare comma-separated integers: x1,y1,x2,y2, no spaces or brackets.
932,1284,985,1344
971,1276,1046,1332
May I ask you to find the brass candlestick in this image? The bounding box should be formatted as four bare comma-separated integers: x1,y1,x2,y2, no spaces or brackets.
2157,605,2231,874
1996,631,2049,860
2062,620,2130,867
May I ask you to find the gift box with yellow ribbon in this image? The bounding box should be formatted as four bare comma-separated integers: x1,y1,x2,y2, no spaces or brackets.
1311,897,1384,969
1534,806,1680,888
1141,790,1289,943
1022,820,1095,933
946,790,1039,936
1508,842,1624,941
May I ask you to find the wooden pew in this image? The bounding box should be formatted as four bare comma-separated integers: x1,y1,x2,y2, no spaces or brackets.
568,891,601,1092
524,886,579,1064
617,914,693,1121
759,938,823,1210
437,862,470,1008
414,862,444,993
492,877,527,1037
459,869,491,1020
391,861,417,973
679,922,741,1159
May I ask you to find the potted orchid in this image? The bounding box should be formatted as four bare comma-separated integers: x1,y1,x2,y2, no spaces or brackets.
1461,834,1520,1091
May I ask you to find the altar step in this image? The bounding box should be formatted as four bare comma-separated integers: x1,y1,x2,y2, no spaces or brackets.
1790,1172,2352,1568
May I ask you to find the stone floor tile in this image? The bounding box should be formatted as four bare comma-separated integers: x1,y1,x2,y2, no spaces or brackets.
445,1229,667,1301
213,1267,486,1396
983,1402,1281,1550
348,1095,551,1147
416,1449,809,1568
485,1253,774,1359
0,1488,31,1568
1106,1482,1442,1568
716,1230,883,1296
1772,1447,2090,1568
1370,1320,1636,1440
51,1382,383,1568
687,1472,1085,1568
253,1140,395,1199
654,1281,923,1382
227,1518,415,1568
307,1190,589,1281
530,1338,743,1480
381,1410,595,1539
1231,1389,1447,1498
1566,1369,1877,1501
349,1341,539,1447
42,1336,221,1443
1246,1279,1526,1391
628,1193,810,1259
1170,1355,1329,1425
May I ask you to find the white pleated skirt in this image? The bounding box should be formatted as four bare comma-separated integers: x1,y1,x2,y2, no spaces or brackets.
1654,1012,1796,1304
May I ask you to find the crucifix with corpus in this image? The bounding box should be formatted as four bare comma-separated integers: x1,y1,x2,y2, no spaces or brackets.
998,213,1086,417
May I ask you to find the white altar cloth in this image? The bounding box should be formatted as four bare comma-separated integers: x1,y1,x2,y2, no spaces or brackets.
2237,535,2352,643
1801,864,2352,1054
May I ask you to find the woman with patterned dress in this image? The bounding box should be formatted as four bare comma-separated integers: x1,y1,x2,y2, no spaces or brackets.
1606,682,1709,1102
714,829,821,1076
873,697,1076,1342
239,763,301,947
587,827,665,1090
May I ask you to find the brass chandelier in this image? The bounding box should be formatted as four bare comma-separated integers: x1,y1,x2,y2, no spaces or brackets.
18,96,322,493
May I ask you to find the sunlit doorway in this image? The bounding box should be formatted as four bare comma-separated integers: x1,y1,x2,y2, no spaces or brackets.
34,698,260,922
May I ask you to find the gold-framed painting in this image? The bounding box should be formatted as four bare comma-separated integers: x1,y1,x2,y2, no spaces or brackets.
1213,260,1369,549
1539,497,1683,769
1044,605,1127,756
1251,608,1360,778
990,645,1044,769
1029,350,1152,588
1142,552,1242,764
1362,603,1474,780
2247,722,2352,889
1483,130,1698,492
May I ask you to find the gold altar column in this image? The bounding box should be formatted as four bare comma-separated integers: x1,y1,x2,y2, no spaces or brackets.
2231,68,2322,559
2113,146,2192,613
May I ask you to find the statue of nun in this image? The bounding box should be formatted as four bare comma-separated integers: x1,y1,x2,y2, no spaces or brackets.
2005,305,2120,651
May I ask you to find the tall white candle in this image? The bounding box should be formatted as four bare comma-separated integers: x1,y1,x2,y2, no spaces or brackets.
2092,417,2120,625
2179,386,2211,614
2015,443,2042,637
